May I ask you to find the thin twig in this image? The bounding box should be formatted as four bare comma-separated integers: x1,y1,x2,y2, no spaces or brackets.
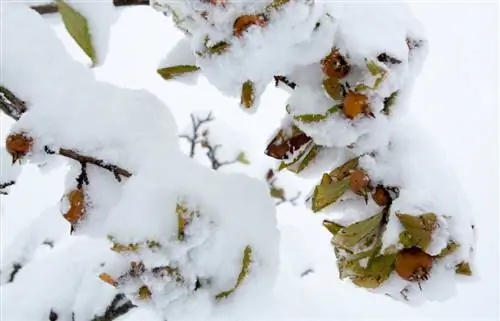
273,75,297,90
0,86,27,120
8,263,22,283
91,293,136,321
179,112,214,158
0,181,15,194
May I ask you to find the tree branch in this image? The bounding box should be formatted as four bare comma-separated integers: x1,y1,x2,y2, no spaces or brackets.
179,112,214,158
45,147,132,182
91,293,136,321
0,181,15,195
0,86,27,120
273,75,297,90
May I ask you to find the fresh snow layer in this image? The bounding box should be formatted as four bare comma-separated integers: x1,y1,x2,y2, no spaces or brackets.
1,4,279,320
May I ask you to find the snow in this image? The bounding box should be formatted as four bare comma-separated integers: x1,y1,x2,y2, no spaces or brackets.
0,1,497,321
1,3,279,320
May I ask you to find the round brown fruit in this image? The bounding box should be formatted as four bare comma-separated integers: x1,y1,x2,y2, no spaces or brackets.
63,189,85,225
395,247,433,282
372,185,390,206
6,133,33,163
321,49,350,79
349,169,369,193
343,91,369,119
233,15,267,37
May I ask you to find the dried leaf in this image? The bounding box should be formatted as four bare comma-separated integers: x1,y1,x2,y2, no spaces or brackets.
241,80,255,109
137,285,152,300
157,65,200,80
334,213,384,248
215,246,252,300
311,179,350,212
265,126,311,160
396,213,437,250
99,273,117,287
56,0,96,66
455,262,472,276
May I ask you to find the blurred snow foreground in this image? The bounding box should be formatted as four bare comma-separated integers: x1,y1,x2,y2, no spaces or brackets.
0,1,475,320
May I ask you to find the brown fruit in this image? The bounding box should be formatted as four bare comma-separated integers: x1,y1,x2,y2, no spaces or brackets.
6,133,33,163
343,91,369,119
321,49,350,79
395,247,433,282
372,185,390,206
349,170,369,193
63,189,85,225
233,14,267,37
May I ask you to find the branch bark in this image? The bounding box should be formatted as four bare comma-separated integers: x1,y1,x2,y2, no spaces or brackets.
0,86,27,120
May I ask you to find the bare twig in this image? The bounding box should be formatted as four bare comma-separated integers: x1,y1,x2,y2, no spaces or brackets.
202,142,237,170
275,190,301,207
273,75,297,90
8,263,22,283
0,86,27,120
0,181,15,195
91,293,136,321
112,0,150,6
179,112,214,158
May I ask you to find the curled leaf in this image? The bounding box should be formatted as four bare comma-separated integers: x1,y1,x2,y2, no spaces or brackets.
270,186,285,201
241,80,255,109
99,273,118,287
137,285,152,300
366,60,385,76
287,144,319,173
215,246,252,300
56,0,96,66
157,65,200,80
265,125,311,160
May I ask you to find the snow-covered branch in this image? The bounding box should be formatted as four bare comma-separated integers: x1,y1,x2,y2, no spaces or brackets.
0,86,27,120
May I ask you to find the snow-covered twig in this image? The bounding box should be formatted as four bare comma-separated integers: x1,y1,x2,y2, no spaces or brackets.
273,76,297,90
88,293,136,321
0,86,27,120
45,147,132,182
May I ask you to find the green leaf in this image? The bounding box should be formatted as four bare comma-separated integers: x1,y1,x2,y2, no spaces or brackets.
373,75,386,89
322,77,342,100
435,241,459,258
366,60,384,76
215,246,252,300
176,204,187,241
236,151,250,165
328,157,359,181
334,212,384,248
311,179,350,212
56,0,96,66
354,84,372,92
323,220,344,235
157,65,200,80
293,113,327,123
351,254,396,288
207,41,230,55
241,80,255,109
288,144,319,173
383,91,399,115
270,186,285,200
396,213,437,250
455,262,472,276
